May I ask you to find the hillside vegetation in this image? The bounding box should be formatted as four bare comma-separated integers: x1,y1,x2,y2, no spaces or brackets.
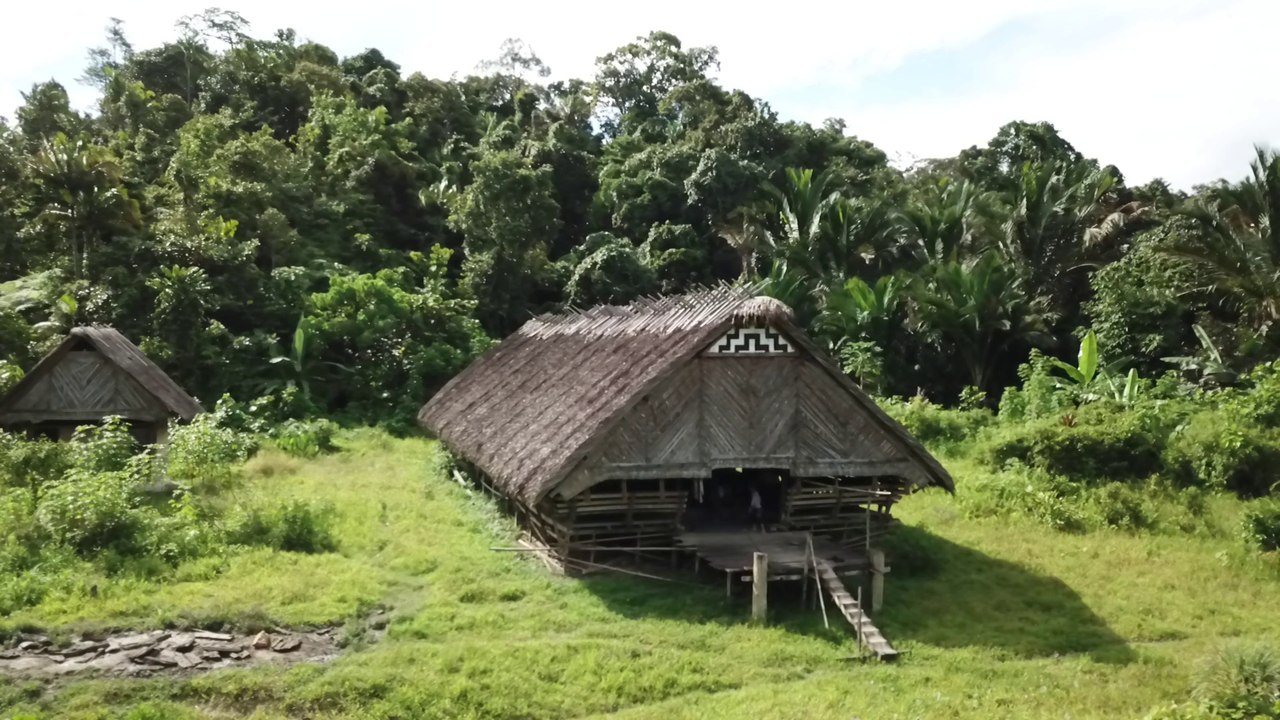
1,13,1279,427
0,429,1277,719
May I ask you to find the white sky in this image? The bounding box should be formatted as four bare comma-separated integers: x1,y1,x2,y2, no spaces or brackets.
2,0,1277,189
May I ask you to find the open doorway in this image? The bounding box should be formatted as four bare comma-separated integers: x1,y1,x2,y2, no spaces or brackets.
684,468,790,530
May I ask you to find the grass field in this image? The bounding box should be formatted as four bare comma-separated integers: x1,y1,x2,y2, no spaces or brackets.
2,430,1279,719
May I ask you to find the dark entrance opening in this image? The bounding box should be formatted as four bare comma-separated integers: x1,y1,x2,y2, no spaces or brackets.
683,468,790,530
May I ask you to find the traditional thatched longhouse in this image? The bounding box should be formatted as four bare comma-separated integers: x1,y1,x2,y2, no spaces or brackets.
420,287,952,564
0,326,203,443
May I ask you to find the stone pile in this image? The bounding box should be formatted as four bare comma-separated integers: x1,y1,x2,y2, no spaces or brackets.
0,627,340,677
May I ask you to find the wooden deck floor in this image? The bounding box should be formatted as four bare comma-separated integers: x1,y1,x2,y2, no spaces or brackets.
676,531,864,577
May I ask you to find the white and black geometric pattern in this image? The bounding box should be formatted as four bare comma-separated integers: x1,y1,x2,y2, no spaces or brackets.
704,326,795,355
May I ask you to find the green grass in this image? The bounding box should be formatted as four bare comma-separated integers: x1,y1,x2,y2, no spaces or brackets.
3,430,1280,719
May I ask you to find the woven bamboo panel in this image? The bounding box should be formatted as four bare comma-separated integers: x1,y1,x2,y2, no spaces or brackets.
797,361,903,465
8,352,161,419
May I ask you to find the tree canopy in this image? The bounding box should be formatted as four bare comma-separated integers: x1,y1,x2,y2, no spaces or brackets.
0,16,1276,425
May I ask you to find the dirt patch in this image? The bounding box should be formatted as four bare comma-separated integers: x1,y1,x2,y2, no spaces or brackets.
0,621,369,679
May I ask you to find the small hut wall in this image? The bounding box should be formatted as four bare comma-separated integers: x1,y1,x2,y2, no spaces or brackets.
1,351,171,425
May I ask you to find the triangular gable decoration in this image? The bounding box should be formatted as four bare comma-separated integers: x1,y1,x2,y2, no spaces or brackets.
703,326,795,356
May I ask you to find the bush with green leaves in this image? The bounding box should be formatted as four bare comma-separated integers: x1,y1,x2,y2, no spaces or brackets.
998,351,1073,422
270,418,338,458
1191,643,1280,718
1242,499,1280,553
1164,410,1280,497
981,405,1162,482
166,413,257,492
228,498,337,553
1231,360,1280,426
884,395,995,452
958,465,1090,532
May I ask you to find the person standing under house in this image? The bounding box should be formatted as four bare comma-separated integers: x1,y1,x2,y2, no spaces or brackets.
747,485,764,531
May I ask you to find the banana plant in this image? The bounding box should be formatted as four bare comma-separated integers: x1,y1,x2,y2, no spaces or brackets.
1162,324,1238,386
1050,329,1132,402
1103,367,1143,405
267,315,351,401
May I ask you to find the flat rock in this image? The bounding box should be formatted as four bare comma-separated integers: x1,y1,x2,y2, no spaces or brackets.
69,650,105,665
199,651,224,662
0,648,21,660
270,637,302,653
62,640,107,657
17,641,43,652
193,631,233,642
139,650,182,668
175,653,202,669
109,632,168,653
88,652,136,673
5,656,54,672
163,633,196,652
126,646,156,661
251,632,270,649
199,641,243,654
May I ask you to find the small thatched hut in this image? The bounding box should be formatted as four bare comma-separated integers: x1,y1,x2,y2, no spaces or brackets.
0,326,203,443
420,287,952,563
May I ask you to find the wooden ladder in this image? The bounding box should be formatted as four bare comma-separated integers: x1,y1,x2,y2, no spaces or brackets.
814,560,898,660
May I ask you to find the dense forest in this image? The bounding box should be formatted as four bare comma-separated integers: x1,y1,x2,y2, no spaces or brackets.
0,10,1277,429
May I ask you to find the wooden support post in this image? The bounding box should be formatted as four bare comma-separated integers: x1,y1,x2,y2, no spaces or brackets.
725,570,732,598
870,548,886,613
752,552,768,624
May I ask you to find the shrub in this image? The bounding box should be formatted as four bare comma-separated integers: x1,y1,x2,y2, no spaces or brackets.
1232,361,1280,427
1242,499,1280,553
228,499,337,553
884,395,995,451
1164,411,1280,496
68,417,137,473
37,469,139,554
1193,643,1280,717
998,351,1072,422
0,433,70,510
1086,483,1152,530
981,408,1161,482
957,465,1088,532
270,419,337,458
166,414,256,492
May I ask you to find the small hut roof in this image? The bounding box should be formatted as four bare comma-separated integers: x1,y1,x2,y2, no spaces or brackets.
419,286,953,504
0,326,204,421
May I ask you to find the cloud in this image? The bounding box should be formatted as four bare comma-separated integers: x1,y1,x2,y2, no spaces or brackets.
1,0,1276,188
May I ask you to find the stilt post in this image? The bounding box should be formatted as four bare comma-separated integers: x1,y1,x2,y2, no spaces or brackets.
751,552,768,624
870,548,887,613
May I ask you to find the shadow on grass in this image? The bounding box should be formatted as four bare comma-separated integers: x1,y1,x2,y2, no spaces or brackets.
878,525,1135,664
578,567,852,645
576,526,1134,664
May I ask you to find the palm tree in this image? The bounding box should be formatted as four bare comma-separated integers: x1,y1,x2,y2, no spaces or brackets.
27,134,139,280
817,275,904,351
715,208,774,281
1165,146,1280,334
998,161,1149,330
821,196,900,279
911,255,1051,393
899,177,999,264
763,167,841,283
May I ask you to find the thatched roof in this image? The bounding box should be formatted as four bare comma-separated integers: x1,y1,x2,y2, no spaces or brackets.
0,326,204,422
419,286,952,504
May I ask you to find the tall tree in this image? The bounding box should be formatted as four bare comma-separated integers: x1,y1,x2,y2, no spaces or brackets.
448,149,560,334
26,135,140,280
1166,146,1280,336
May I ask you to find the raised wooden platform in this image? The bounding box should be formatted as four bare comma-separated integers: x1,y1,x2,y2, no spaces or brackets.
676,530,864,578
